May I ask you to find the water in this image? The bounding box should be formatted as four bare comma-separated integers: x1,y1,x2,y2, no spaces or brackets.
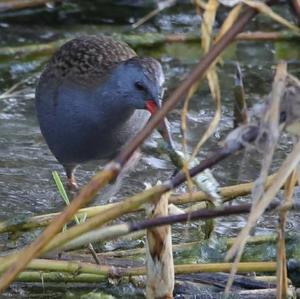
0,2,300,297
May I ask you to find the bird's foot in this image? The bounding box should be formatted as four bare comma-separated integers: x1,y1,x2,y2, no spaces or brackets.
66,176,79,192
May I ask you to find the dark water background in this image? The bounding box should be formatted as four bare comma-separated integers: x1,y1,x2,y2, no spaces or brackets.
0,1,300,298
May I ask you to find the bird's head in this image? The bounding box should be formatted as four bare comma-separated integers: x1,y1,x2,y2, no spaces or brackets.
111,56,165,114
104,56,174,149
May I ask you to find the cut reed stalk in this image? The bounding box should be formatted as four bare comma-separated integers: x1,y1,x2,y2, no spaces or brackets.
145,192,174,298
0,177,275,235
0,257,278,277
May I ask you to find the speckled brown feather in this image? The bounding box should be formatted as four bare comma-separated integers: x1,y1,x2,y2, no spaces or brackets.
126,56,164,87
41,35,136,87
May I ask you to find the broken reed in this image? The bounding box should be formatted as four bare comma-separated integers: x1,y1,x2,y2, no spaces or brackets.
0,257,278,279
0,176,276,234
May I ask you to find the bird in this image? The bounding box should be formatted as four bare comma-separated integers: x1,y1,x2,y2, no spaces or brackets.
35,35,173,190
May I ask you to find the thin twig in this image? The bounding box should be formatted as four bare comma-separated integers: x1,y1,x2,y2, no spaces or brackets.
131,0,176,29
234,63,248,127
243,0,300,32
276,171,297,298
226,139,300,280
225,62,287,292
0,0,62,12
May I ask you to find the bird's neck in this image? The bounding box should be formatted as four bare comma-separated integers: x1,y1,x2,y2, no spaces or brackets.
94,80,135,126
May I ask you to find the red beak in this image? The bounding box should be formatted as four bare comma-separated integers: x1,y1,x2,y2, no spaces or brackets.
146,100,158,115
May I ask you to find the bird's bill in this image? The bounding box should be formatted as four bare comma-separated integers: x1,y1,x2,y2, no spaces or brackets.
145,99,158,114
157,117,175,150
146,99,175,150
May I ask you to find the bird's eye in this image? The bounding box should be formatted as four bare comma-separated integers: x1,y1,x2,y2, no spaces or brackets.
135,81,146,91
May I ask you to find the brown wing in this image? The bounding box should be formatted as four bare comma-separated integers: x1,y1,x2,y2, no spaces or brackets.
41,35,136,87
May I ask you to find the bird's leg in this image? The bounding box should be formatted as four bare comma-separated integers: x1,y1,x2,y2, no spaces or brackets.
64,165,78,191
67,175,78,191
